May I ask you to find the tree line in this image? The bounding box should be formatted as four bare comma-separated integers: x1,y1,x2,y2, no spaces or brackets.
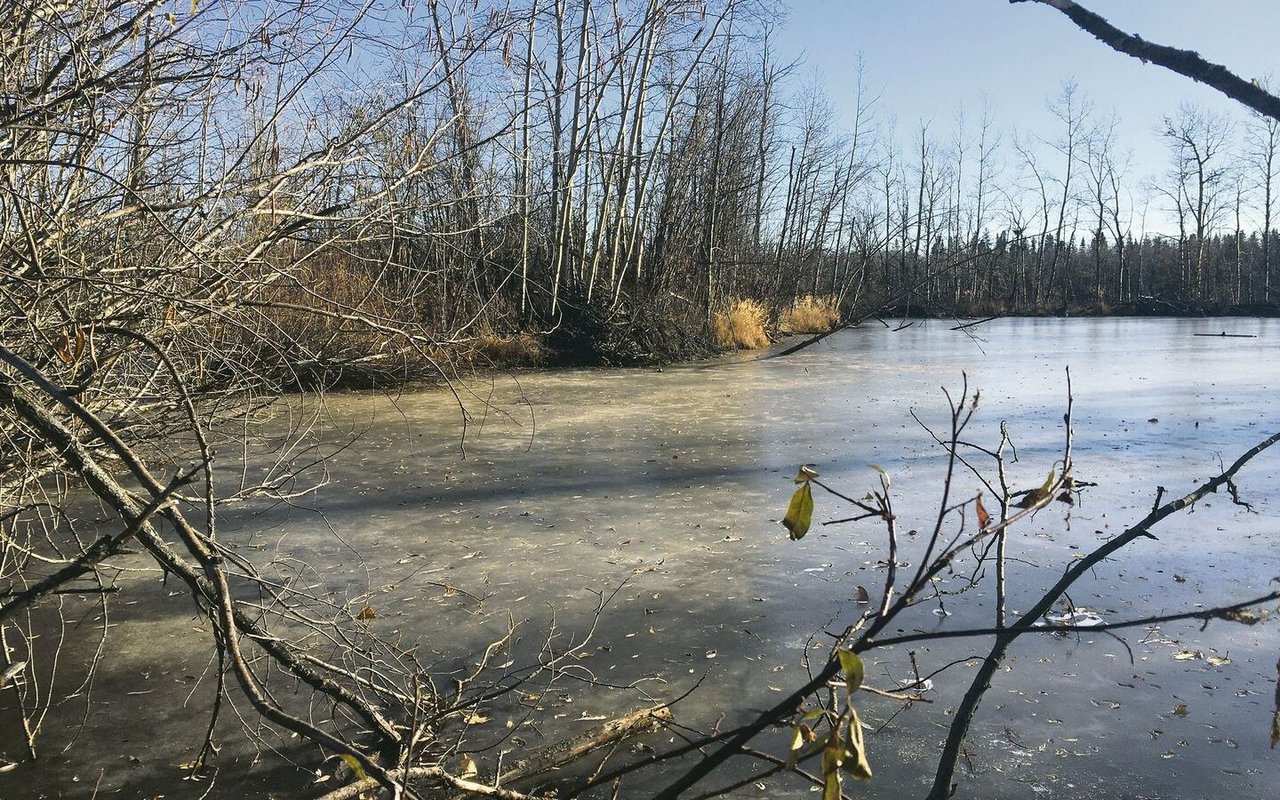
6,2,1278,385
290,1,1280,358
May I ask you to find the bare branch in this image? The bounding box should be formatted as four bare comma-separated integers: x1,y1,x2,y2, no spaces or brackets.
1012,0,1280,121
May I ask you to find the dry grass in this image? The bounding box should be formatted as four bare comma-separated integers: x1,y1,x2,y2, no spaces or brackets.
469,332,547,367
778,294,840,334
712,298,771,350
262,259,403,343
215,251,442,387
247,252,549,379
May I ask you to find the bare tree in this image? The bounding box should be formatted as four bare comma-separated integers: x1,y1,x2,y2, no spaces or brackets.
1161,103,1233,301
0,4,568,796
1084,113,1129,304
1043,80,1092,308
1244,80,1280,301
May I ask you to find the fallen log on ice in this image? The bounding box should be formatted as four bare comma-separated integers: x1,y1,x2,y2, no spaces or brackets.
497,704,674,788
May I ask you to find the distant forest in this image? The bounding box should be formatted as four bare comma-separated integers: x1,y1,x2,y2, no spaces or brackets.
6,1,1279,379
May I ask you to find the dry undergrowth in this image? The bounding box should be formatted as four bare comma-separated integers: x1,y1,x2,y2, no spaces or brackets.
713,298,772,349
469,332,547,367
239,253,548,379
778,294,840,334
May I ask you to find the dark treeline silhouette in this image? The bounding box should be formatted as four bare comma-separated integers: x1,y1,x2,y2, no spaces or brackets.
785,228,1280,319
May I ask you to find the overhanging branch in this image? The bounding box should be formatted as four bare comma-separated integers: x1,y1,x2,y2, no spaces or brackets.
1013,0,1280,122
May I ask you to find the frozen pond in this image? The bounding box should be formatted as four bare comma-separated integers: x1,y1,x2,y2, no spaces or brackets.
3,317,1278,799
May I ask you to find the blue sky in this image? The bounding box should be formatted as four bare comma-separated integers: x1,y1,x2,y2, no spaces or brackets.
773,0,1280,226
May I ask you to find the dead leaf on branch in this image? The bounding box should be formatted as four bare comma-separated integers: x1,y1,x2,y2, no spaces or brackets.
782,481,814,541
459,754,478,777
53,326,88,365
1015,468,1056,508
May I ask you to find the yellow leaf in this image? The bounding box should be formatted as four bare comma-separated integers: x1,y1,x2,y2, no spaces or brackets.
787,710,832,767
788,725,806,762
1039,468,1056,495
463,712,489,725
837,649,864,693
1016,468,1057,508
823,769,843,800
190,0,199,14
785,724,809,769
782,483,814,540
844,706,873,780
821,745,844,800
458,754,478,778
337,753,367,781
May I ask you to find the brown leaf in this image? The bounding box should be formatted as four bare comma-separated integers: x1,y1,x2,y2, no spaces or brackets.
54,330,74,364
356,605,376,620
975,495,990,530
54,326,88,364
459,754,478,777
